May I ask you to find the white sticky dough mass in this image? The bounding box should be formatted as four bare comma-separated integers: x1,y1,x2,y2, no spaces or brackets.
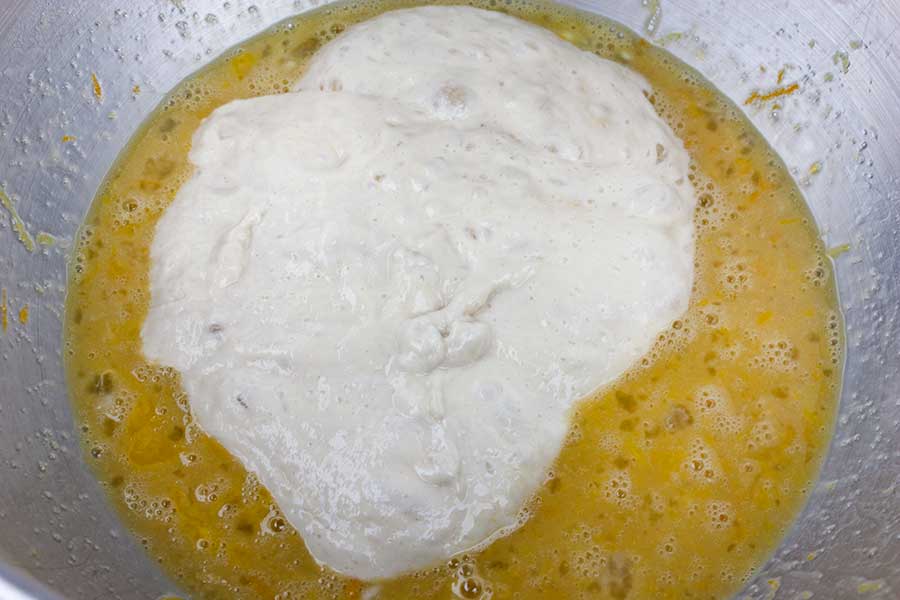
142,6,696,581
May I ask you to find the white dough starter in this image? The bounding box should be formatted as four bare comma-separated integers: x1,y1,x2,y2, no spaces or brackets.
142,5,696,580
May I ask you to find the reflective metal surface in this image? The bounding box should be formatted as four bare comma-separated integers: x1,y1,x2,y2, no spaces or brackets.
0,0,897,598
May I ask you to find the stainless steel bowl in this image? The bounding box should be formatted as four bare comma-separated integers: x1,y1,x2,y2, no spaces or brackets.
1,1,897,598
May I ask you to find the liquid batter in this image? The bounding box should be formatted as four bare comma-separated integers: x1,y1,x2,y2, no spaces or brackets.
64,1,841,598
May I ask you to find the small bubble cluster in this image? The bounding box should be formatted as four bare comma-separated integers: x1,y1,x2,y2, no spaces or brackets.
130,363,177,383
656,535,677,558
684,438,721,483
693,385,726,417
194,478,226,503
70,225,96,282
564,422,583,445
603,469,634,508
571,546,608,579
697,302,724,328
694,189,731,234
123,484,173,522
719,259,752,294
825,311,842,364
704,501,734,531
241,472,261,503
689,170,732,236
748,419,780,451
261,505,289,535
596,431,622,454
804,255,829,287
449,555,493,599
692,385,743,436
99,388,136,423
636,316,697,371
751,339,799,371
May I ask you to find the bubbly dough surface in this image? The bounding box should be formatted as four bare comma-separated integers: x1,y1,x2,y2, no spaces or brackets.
142,5,696,580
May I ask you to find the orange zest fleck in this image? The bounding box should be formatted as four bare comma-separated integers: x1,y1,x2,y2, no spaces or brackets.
743,82,799,106
91,72,103,101
62,135,76,143
133,85,141,94
776,68,786,84
18,304,29,325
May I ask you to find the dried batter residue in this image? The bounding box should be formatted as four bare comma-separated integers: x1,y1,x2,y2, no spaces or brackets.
642,0,662,35
0,185,36,252
91,72,104,101
656,31,683,46
36,232,57,247
856,579,885,594
0,289,7,333
832,50,850,74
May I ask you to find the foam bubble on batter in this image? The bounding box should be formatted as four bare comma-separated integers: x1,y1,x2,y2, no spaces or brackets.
142,5,696,580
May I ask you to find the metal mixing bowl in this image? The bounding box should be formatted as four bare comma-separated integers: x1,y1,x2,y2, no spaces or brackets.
0,1,897,598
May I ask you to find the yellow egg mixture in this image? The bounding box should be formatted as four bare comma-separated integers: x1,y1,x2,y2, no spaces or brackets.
64,1,842,598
